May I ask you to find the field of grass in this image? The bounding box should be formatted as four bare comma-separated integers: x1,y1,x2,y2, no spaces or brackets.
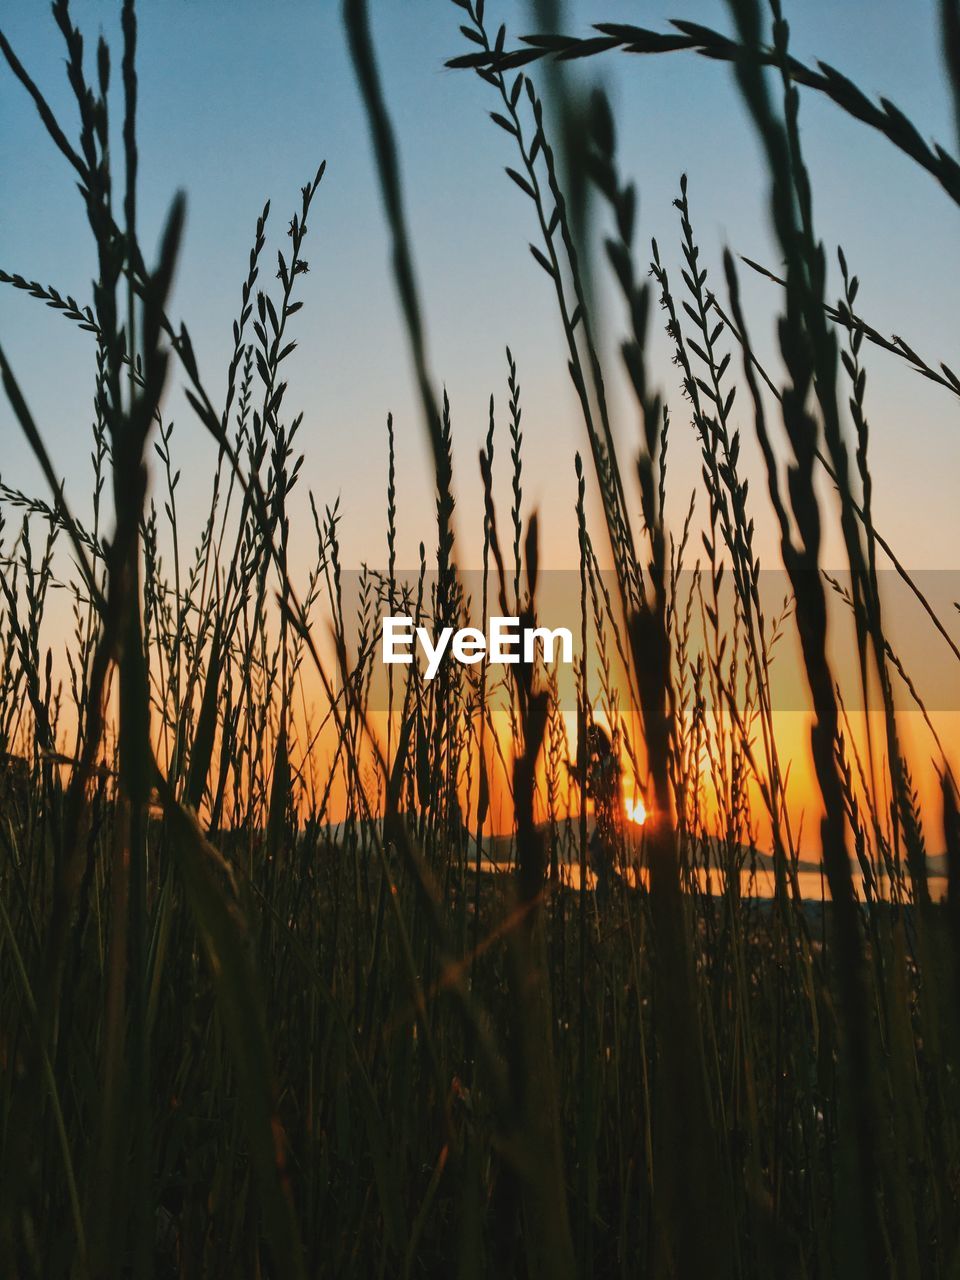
1,1,959,1276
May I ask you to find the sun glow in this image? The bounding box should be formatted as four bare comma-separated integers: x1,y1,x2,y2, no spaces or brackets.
625,796,647,827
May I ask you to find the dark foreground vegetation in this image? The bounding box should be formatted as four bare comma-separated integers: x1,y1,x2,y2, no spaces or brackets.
1,1,959,1276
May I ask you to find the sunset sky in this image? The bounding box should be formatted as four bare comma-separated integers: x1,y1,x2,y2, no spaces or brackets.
2,1,957,557
1,0,957,836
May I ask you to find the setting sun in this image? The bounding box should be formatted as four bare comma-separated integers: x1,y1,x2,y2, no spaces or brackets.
625,796,648,827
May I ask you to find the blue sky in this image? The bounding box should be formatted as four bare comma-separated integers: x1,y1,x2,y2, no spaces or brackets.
1,0,958,581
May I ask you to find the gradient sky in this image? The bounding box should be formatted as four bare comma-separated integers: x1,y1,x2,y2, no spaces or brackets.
1,0,958,836
2,0,958,570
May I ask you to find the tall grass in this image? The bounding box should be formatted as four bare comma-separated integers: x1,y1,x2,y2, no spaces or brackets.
0,0,958,1276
